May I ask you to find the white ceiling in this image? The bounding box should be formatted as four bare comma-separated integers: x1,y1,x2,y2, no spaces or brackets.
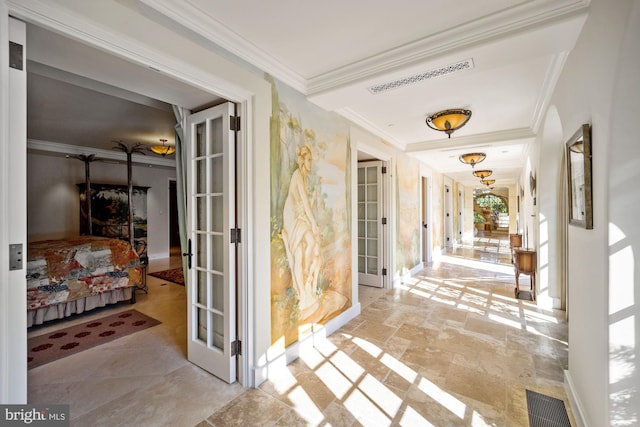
26,0,590,186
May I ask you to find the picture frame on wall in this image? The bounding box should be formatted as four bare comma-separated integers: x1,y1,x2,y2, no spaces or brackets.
566,123,593,229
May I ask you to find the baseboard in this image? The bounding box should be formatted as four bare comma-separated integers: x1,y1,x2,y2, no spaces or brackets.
564,369,588,427
253,303,361,387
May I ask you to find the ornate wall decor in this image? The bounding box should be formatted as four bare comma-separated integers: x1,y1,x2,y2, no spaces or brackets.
78,183,150,257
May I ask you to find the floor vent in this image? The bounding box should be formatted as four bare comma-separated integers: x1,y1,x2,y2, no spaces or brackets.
368,58,474,94
526,390,571,427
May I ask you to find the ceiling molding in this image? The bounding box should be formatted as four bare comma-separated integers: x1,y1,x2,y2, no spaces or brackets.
405,128,536,153
531,51,571,134
8,0,253,103
306,0,591,95
28,139,176,168
119,0,589,98
139,0,308,94
336,107,407,151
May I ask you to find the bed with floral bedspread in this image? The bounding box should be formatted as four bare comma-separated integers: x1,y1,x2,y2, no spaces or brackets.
27,236,141,327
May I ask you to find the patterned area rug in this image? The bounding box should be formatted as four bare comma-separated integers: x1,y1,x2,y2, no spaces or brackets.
148,267,184,286
27,309,160,369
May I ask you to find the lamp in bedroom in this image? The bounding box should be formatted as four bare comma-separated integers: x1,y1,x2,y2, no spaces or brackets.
149,138,176,156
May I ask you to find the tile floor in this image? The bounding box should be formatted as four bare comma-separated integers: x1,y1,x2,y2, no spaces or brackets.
27,236,573,426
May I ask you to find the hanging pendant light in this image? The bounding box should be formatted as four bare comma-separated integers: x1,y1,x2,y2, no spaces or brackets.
149,138,176,156
426,109,472,138
481,179,495,186
459,152,486,168
473,169,493,179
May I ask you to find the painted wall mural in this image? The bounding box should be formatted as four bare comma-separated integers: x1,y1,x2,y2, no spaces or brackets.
268,76,352,347
395,154,421,273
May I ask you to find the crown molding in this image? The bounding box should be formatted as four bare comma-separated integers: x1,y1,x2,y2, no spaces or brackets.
531,51,571,134
8,0,254,102
28,139,176,168
139,0,307,94
307,0,590,95
336,107,407,151
405,128,535,153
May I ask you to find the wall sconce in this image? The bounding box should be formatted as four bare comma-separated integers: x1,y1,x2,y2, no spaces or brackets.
149,138,176,157
459,152,486,168
473,169,493,179
426,109,472,138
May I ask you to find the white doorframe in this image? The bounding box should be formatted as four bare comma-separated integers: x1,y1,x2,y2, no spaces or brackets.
421,177,432,265
2,3,262,390
0,15,28,404
355,145,392,289
444,183,454,249
458,189,464,245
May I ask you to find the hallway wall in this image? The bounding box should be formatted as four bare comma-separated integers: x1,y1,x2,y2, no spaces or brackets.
544,0,640,424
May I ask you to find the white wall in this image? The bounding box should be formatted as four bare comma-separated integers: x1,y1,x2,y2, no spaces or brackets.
537,106,566,309
27,151,176,260
545,0,640,425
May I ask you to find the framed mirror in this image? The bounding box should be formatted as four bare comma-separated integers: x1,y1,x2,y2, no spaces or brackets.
566,123,593,229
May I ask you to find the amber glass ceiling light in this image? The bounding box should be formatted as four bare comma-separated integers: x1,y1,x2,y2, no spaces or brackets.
473,169,493,179
459,152,486,168
481,179,495,186
426,109,472,138
150,138,175,156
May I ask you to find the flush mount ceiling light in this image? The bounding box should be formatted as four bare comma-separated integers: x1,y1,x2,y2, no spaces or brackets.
459,152,486,168
481,179,495,186
426,109,471,138
149,138,175,156
473,169,493,179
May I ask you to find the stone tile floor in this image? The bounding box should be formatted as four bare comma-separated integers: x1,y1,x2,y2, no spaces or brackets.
28,237,573,426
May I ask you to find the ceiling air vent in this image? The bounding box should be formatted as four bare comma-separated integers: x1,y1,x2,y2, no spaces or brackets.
368,59,474,94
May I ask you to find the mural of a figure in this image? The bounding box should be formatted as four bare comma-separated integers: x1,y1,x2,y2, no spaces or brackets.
282,145,322,317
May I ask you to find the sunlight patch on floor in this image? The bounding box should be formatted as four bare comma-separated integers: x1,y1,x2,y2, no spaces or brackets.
288,385,325,424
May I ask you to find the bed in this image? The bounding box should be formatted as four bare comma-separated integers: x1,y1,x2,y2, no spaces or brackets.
27,236,142,327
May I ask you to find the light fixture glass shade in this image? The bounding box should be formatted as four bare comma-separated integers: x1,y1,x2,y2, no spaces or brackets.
459,152,486,168
149,139,175,157
473,169,493,179
481,179,495,186
426,109,472,138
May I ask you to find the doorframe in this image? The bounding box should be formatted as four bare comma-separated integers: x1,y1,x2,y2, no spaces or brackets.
444,181,454,249
421,177,432,265
355,145,393,289
3,2,263,390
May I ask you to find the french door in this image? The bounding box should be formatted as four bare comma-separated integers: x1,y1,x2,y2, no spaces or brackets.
185,102,237,383
357,161,385,287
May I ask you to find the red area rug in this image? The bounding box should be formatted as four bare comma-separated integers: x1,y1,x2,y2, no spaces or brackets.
27,309,160,369
148,267,184,286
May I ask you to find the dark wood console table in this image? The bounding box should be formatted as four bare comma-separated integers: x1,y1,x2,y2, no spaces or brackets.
514,248,536,301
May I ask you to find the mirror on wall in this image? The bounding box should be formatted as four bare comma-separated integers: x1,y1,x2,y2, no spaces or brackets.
566,123,593,229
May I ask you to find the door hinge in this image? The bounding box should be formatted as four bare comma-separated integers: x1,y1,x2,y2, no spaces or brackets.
382,268,387,276
9,42,23,70
231,228,241,244
381,217,387,225
381,166,387,174
231,340,242,356
230,115,241,131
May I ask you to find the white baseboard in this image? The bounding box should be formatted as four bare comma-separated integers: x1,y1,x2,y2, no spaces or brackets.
564,369,588,427
253,303,361,387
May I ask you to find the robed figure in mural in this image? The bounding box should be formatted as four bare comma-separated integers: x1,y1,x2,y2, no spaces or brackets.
282,145,322,317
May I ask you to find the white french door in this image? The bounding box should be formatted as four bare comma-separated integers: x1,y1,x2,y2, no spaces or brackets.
357,161,384,287
185,102,237,383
